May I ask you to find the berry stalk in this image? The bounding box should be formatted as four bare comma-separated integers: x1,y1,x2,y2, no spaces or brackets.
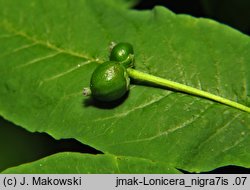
127,68,250,113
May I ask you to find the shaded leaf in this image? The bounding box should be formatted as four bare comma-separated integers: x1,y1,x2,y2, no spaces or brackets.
2,152,180,174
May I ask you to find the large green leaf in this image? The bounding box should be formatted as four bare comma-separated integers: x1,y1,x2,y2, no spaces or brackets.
2,152,180,173
0,0,249,173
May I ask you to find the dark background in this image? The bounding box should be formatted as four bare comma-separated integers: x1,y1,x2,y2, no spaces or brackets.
134,0,250,35
0,0,249,173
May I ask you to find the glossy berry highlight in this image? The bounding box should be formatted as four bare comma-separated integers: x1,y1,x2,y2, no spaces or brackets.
110,42,134,68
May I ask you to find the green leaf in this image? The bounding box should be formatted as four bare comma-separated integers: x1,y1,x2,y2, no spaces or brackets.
0,0,249,173
1,152,180,174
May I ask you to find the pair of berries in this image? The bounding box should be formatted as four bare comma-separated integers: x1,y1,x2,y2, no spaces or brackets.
84,42,134,102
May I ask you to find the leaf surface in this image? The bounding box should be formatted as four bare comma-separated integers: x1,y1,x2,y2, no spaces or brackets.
0,0,249,173
1,152,180,174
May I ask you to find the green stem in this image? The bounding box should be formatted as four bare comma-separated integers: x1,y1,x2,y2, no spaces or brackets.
127,68,250,113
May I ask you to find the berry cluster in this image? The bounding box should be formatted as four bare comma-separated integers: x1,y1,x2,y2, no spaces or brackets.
83,42,134,102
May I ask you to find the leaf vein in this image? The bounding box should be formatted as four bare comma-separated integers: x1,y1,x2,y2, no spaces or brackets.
0,33,16,39
12,43,37,53
16,52,61,68
108,102,213,145
142,102,213,141
94,93,172,122
222,134,248,153
196,112,243,152
0,21,100,62
40,60,92,85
